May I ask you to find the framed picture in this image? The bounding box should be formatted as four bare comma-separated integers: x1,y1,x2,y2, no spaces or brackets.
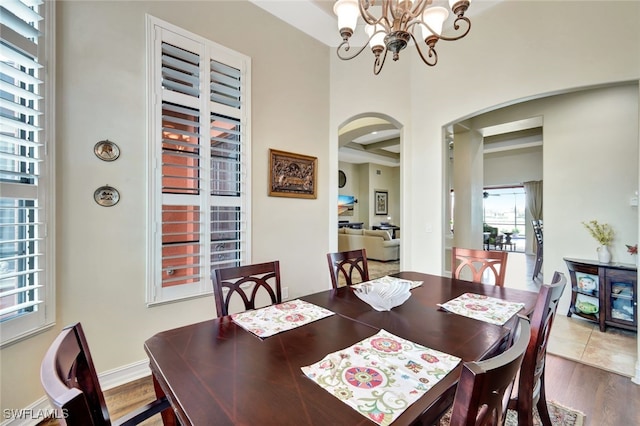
269,149,317,199
374,190,388,215
338,195,356,216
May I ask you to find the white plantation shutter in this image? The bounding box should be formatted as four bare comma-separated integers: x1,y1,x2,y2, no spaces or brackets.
0,0,54,345
147,17,250,304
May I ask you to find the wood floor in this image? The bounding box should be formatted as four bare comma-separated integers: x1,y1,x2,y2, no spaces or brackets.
544,355,640,425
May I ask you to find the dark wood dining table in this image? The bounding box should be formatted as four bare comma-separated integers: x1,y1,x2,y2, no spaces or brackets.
144,271,538,426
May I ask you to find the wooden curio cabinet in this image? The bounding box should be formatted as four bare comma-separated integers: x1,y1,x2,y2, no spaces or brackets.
564,258,637,332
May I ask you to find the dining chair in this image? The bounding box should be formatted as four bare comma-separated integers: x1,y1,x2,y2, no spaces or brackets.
451,247,508,286
212,260,282,317
40,322,171,426
326,249,370,289
531,220,544,279
508,271,566,426
448,316,531,426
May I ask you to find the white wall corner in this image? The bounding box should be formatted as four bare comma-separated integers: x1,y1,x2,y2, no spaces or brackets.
632,359,640,386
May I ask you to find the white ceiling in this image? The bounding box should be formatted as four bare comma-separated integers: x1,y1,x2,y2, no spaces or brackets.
250,1,534,167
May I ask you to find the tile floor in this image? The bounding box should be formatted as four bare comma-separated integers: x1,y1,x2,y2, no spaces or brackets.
504,252,638,378
548,314,637,377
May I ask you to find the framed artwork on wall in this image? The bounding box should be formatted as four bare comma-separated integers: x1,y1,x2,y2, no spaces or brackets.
374,190,388,215
338,195,356,216
269,149,317,199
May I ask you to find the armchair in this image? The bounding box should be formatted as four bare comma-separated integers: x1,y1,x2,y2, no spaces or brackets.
483,224,499,250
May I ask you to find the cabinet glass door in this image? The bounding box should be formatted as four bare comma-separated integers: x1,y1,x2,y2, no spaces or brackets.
605,269,637,329
610,281,634,322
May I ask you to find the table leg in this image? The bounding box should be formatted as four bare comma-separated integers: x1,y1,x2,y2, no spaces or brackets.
152,373,178,426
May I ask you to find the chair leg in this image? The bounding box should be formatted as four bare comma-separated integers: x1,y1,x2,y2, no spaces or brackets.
532,251,543,279
536,375,553,426
514,397,535,426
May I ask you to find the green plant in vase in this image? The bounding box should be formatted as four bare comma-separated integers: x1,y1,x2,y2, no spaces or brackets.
582,220,614,263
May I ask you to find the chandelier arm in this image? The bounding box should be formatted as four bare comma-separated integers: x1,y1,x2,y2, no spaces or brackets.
409,0,431,17
409,32,438,67
390,0,429,25
336,40,371,61
359,0,384,25
373,48,389,75
401,10,414,29
388,0,401,22
436,16,471,42
382,0,393,21
388,0,419,22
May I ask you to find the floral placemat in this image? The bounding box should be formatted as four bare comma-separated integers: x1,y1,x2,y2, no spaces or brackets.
231,299,334,338
352,275,423,290
437,293,525,325
301,329,461,426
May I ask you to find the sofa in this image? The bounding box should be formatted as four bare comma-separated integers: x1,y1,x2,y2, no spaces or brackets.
338,228,400,261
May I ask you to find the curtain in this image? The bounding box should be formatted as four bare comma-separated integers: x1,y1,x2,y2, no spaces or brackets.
524,180,543,220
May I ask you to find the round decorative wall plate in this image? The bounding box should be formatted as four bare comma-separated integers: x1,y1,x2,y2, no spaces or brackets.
338,170,347,188
94,185,120,207
94,140,120,161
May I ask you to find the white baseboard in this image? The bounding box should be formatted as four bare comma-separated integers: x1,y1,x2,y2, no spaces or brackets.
99,359,151,391
1,360,150,426
0,398,52,426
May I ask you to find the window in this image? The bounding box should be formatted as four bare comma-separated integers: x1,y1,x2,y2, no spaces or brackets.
0,0,54,346
483,186,526,249
147,17,251,304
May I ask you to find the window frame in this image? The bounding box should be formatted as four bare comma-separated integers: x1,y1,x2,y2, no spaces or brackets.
146,16,251,305
0,0,56,347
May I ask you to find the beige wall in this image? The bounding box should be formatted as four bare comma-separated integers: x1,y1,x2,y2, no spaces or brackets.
1,0,330,413
484,147,543,188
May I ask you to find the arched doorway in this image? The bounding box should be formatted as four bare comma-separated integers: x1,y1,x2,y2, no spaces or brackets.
337,113,403,256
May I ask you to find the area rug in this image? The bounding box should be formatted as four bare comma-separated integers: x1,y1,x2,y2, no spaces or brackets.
438,401,585,426
336,260,400,287
368,260,400,279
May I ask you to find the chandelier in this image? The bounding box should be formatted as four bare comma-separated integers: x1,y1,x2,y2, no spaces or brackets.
333,0,473,74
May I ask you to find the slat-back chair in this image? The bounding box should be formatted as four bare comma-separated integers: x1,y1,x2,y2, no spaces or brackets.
451,247,509,286
449,317,531,426
40,323,171,426
508,272,567,426
212,261,282,317
326,249,370,289
531,220,544,279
